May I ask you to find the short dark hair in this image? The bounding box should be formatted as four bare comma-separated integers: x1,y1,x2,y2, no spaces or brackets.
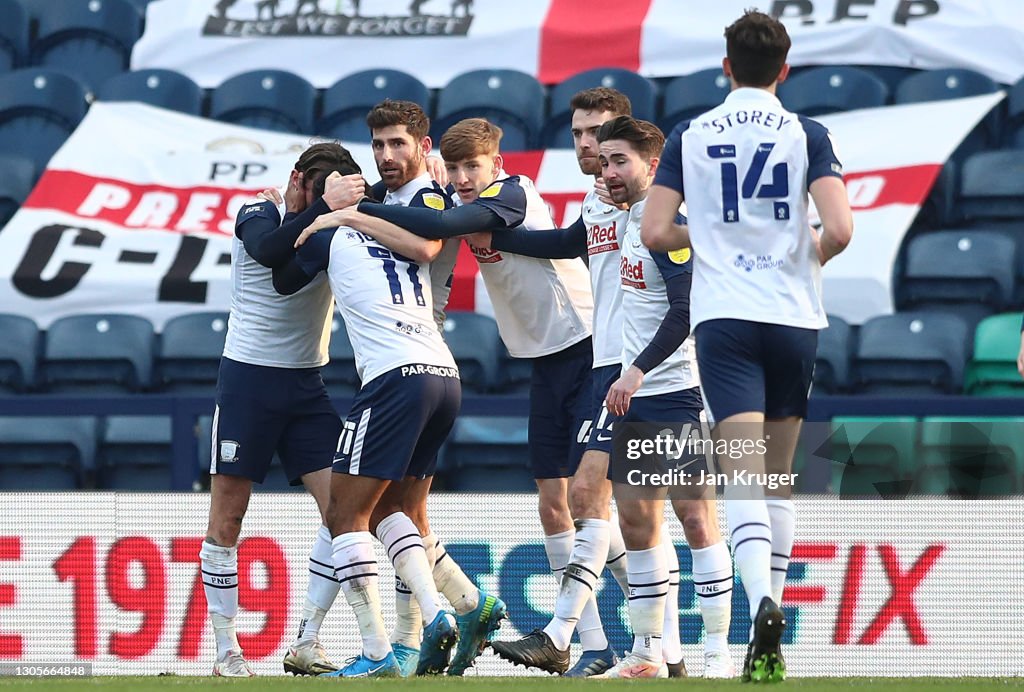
295,142,361,194
724,9,791,87
365,99,430,139
570,87,632,117
596,115,665,160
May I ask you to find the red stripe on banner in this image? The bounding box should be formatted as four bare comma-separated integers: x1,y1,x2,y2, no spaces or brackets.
23,169,260,236
501,151,546,184
538,0,654,84
449,240,478,312
843,164,942,211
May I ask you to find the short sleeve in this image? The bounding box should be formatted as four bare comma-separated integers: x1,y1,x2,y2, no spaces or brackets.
799,116,844,187
472,176,528,229
652,120,690,195
651,247,692,283
294,228,335,277
235,199,281,237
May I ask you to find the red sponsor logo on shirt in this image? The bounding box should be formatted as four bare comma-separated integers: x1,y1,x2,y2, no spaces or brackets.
588,221,619,255
469,244,503,264
620,254,645,288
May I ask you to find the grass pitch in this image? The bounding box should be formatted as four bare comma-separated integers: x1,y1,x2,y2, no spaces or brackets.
0,678,1021,691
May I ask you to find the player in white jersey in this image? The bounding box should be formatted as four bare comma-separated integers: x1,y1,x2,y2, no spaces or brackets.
641,10,853,683
590,116,733,679
202,143,366,677
297,101,506,677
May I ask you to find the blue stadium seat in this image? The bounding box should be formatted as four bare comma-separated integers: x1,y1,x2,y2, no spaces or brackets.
441,311,502,393
853,312,969,395
97,415,173,490
813,315,852,394
29,0,143,90
897,231,1016,329
497,345,532,393
1007,76,1024,147
432,69,545,152
41,313,154,392
0,68,89,170
317,69,429,142
210,70,316,134
894,68,1001,150
97,69,203,115
0,154,35,226
323,316,359,396
439,416,533,491
156,312,228,392
544,68,657,149
0,416,96,489
853,65,920,94
778,66,889,116
957,150,1024,222
0,0,28,73
0,313,39,393
658,68,731,134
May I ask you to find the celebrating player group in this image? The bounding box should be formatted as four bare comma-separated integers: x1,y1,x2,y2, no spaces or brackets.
200,9,853,682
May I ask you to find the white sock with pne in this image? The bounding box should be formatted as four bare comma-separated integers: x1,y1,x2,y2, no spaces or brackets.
691,541,733,654
543,519,610,651
431,535,480,616
297,525,341,645
606,516,630,596
200,541,240,660
766,497,795,605
661,528,683,666
332,531,390,661
626,545,668,663
725,488,774,621
391,576,422,648
376,512,443,626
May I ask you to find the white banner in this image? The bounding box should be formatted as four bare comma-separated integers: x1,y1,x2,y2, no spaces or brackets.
0,493,1020,676
131,0,1024,88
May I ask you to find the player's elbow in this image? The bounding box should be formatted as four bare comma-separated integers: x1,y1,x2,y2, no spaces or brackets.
640,219,677,252
824,215,854,253
272,273,300,296
412,240,443,264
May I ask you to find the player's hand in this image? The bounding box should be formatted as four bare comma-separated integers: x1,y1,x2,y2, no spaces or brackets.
256,187,284,205
606,366,644,417
465,231,492,248
323,172,367,210
595,177,628,210
1017,332,1024,380
284,170,305,213
426,155,449,187
295,209,351,248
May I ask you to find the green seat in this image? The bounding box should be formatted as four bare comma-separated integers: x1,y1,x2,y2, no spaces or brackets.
918,417,1024,496
966,314,1024,396
829,417,917,497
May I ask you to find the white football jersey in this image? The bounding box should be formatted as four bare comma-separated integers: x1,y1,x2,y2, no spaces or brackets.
619,199,699,397
656,88,844,331
223,196,334,368
295,226,457,385
582,188,627,368
463,172,594,358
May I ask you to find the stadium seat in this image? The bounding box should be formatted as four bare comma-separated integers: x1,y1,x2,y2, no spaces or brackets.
29,0,143,90
854,64,920,94
658,68,731,134
210,70,316,134
897,230,1016,328
965,313,1024,396
440,416,533,491
0,68,90,170
0,313,39,393
853,312,969,395
829,416,917,497
317,69,429,142
918,417,1024,496
894,68,1001,150
778,66,888,116
497,345,532,393
0,416,97,489
441,311,502,393
156,312,229,392
957,150,1024,222
916,160,957,229
0,154,36,226
97,69,203,115
813,315,853,394
0,0,28,73
1007,75,1024,147
544,68,657,148
41,313,155,392
97,415,173,490
432,69,545,152
322,316,359,396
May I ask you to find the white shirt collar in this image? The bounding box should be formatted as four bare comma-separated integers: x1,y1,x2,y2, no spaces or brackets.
724,87,783,107
383,172,433,206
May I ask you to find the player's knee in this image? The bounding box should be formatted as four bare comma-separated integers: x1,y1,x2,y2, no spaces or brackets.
537,498,571,534
681,513,713,548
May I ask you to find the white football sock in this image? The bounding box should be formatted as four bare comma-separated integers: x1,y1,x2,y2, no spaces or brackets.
431,535,479,616
691,541,733,654
543,519,610,651
766,497,796,605
333,531,390,661
200,541,240,659
391,576,421,648
661,528,682,665
627,545,668,663
376,512,442,626
606,516,630,596
725,487,773,621
297,525,341,644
